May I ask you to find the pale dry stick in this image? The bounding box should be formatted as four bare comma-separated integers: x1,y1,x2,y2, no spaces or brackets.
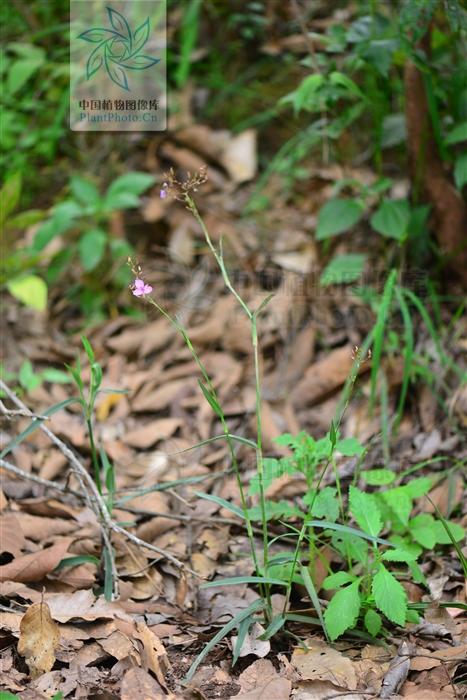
0,380,201,581
0,401,48,420
0,456,81,498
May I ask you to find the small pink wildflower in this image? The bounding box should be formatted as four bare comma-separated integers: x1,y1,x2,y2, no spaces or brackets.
132,278,153,297
160,188,167,199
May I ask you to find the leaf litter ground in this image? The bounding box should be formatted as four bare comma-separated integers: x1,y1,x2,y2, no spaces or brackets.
1,123,466,699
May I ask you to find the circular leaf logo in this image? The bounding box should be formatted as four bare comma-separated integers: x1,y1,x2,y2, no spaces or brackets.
78,6,160,91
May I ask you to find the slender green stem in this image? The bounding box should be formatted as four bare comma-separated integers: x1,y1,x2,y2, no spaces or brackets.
185,195,272,618
86,418,102,494
252,317,272,617
143,295,262,589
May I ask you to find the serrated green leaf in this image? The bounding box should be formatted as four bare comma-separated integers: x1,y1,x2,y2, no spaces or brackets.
322,571,357,590
335,437,365,456
307,486,339,521
349,485,382,537
324,580,361,641
381,488,413,526
382,548,417,563
361,469,395,486
7,274,47,311
372,564,407,626
364,608,382,636
316,199,364,240
370,199,410,241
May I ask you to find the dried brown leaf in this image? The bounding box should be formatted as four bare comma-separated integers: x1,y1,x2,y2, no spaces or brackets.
17,602,60,678
135,621,171,688
121,666,165,699
0,513,26,557
125,418,183,449
291,641,357,690
0,538,72,583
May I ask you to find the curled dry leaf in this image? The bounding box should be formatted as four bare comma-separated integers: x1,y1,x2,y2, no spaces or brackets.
291,640,357,691
0,537,72,583
121,666,165,700
231,622,270,659
135,620,171,688
17,601,60,678
379,641,411,699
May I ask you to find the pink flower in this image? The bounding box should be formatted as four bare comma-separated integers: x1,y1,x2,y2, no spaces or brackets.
160,189,167,199
132,278,153,297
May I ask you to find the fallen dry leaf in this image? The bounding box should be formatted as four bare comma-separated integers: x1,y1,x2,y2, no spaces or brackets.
0,538,72,583
0,513,26,556
231,622,270,660
219,129,257,183
292,681,368,700
231,676,291,700
291,345,369,408
124,418,183,449
46,588,131,623
121,666,165,699
291,640,357,690
379,641,411,699
17,601,60,678
135,620,171,688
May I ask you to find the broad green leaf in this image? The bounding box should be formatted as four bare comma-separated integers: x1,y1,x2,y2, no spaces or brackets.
432,520,464,545
70,176,100,207
409,514,437,549
320,254,366,286
370,199,410,240
41,368,72,384
335,437,365,457
361,469,395,486
454,152,467,190
7,274,47,311
404,477,432,498
372,564,407,625
324,580,361,641
364,608,382,636
19,360,41,391
78,229,106,271
106,172,155,198
445,121,467,144
7,57,43,95
316,198,364,240
322,571,356,590
349,485,382,537
0,171,22,225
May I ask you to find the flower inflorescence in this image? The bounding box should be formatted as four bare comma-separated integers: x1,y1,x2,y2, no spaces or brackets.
160,166,208,203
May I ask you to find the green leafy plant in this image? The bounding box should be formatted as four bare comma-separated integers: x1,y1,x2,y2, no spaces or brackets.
5,171,155,321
